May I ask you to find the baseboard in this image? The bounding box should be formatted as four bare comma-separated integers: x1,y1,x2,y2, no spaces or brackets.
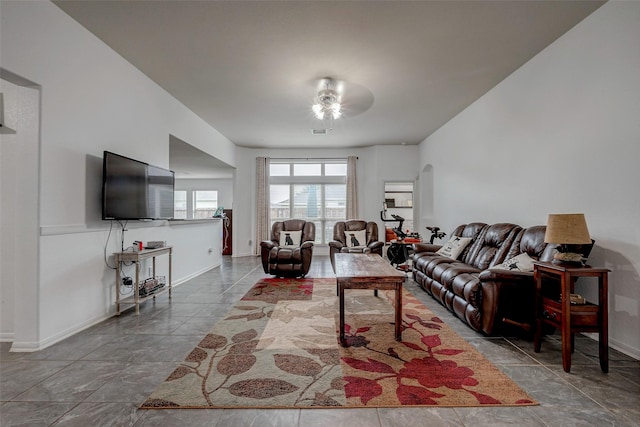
583,332,640,361
0,332,15,342
5,266,223,352
232,252,257,258
10,313,112,352
6,340,42,352
172,263,220,286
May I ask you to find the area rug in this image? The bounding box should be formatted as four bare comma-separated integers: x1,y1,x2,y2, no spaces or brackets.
141,277,537,409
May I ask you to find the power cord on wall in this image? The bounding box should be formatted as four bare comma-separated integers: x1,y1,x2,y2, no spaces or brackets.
103,220,136,297
103,220,117,270
103,220,132,269
118,220,128,252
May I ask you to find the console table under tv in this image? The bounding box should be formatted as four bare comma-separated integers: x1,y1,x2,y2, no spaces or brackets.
114,246,172,315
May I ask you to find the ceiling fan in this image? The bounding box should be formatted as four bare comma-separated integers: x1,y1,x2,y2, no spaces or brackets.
309,77,374,130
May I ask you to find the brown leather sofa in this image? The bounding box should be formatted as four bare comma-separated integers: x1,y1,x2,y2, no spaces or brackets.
329,220,385,270
260,220,315,277
412,223,558,335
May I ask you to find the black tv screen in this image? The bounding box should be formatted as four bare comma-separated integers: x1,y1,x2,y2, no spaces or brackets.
102,151,175,220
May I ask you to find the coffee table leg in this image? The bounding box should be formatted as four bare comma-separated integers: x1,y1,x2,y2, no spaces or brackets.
395,282,402,341
339,281,346,346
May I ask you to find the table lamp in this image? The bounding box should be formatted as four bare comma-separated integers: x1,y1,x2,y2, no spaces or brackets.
544,213,591,266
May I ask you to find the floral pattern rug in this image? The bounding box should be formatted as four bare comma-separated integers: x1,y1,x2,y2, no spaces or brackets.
141,277,536,408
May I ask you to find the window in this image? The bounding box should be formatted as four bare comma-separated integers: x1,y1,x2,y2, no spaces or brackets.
194,191,218,219
269,160,347,244
174,190,218,219
174,190,187,219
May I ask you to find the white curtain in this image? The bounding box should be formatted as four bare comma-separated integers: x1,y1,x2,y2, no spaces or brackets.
346,156,358,219
255,157,270,255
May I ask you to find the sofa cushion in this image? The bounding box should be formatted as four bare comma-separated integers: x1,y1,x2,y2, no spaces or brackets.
491,252,535,272
436,236,472,259
432,262,482,290
279,230,302,247
464,223,521,270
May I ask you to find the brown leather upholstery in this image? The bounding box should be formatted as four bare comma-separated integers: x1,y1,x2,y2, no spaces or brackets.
328,220,385,270
412,222,575,336
260,220,315,277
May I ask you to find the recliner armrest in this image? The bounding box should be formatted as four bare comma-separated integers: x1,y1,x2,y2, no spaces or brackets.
300,241,314,249
367,241,384,251
260,240,277,250
329,241,344,250
478,268,536,336
413,243,441,254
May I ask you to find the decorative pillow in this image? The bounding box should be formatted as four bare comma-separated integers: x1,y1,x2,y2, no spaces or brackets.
345,230,367,248
436,236,472,259
279,230,302,248
491,253,535,272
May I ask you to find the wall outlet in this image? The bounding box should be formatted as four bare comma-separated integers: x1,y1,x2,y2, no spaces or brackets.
248,239,252,246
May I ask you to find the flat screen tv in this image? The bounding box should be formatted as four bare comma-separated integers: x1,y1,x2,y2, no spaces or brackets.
102,151,175,220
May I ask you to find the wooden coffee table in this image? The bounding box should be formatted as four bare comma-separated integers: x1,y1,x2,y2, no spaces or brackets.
334,253,406,346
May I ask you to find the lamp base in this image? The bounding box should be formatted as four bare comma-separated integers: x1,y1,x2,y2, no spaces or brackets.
552,252,584,267
552,259,584,267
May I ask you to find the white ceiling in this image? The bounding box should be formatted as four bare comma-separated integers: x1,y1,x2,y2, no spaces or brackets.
54,0,603,152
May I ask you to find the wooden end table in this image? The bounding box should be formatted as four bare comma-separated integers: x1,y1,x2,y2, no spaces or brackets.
334,253,406,347
115,246,173,315
533,261,609,373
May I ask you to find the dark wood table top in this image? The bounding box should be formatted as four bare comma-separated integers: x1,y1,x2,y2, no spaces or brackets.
335,253,406,281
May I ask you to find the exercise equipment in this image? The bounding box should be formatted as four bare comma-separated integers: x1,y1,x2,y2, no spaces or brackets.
380,209,420,268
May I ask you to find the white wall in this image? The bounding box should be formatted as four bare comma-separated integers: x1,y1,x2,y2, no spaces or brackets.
1,1,234,350
233,145,419,257
418,1,640,358
0,79,40,344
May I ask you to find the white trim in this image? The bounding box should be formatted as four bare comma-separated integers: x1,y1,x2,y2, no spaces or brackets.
0,332,15,342
39,218,222,236
6,340,41,353
583,332,640,361
172,264,219,286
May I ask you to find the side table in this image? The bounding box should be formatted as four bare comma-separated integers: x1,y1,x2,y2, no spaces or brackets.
533,262,609,373
115,246,173,315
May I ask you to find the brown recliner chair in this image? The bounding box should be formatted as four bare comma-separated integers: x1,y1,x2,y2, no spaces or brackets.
260,219,315,277
329,220,385,271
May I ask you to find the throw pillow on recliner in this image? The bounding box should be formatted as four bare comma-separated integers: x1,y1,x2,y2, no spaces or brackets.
279,230,302,248
345,230,367,248
436,236,472,259
491,253,535,272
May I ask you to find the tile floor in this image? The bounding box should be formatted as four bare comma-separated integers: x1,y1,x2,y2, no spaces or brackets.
1,255,638,426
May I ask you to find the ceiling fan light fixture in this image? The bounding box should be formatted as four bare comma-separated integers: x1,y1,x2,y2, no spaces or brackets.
312,103,325,120
312,79,342,121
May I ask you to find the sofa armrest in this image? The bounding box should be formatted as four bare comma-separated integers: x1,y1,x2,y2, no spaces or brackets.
413,243,442,254
300,241,314,249
479,268,536,335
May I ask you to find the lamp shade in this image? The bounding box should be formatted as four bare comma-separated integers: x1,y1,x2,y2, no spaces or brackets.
544,213,591,244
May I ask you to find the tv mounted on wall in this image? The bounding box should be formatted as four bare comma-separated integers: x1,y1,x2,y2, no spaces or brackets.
102,151,175,220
